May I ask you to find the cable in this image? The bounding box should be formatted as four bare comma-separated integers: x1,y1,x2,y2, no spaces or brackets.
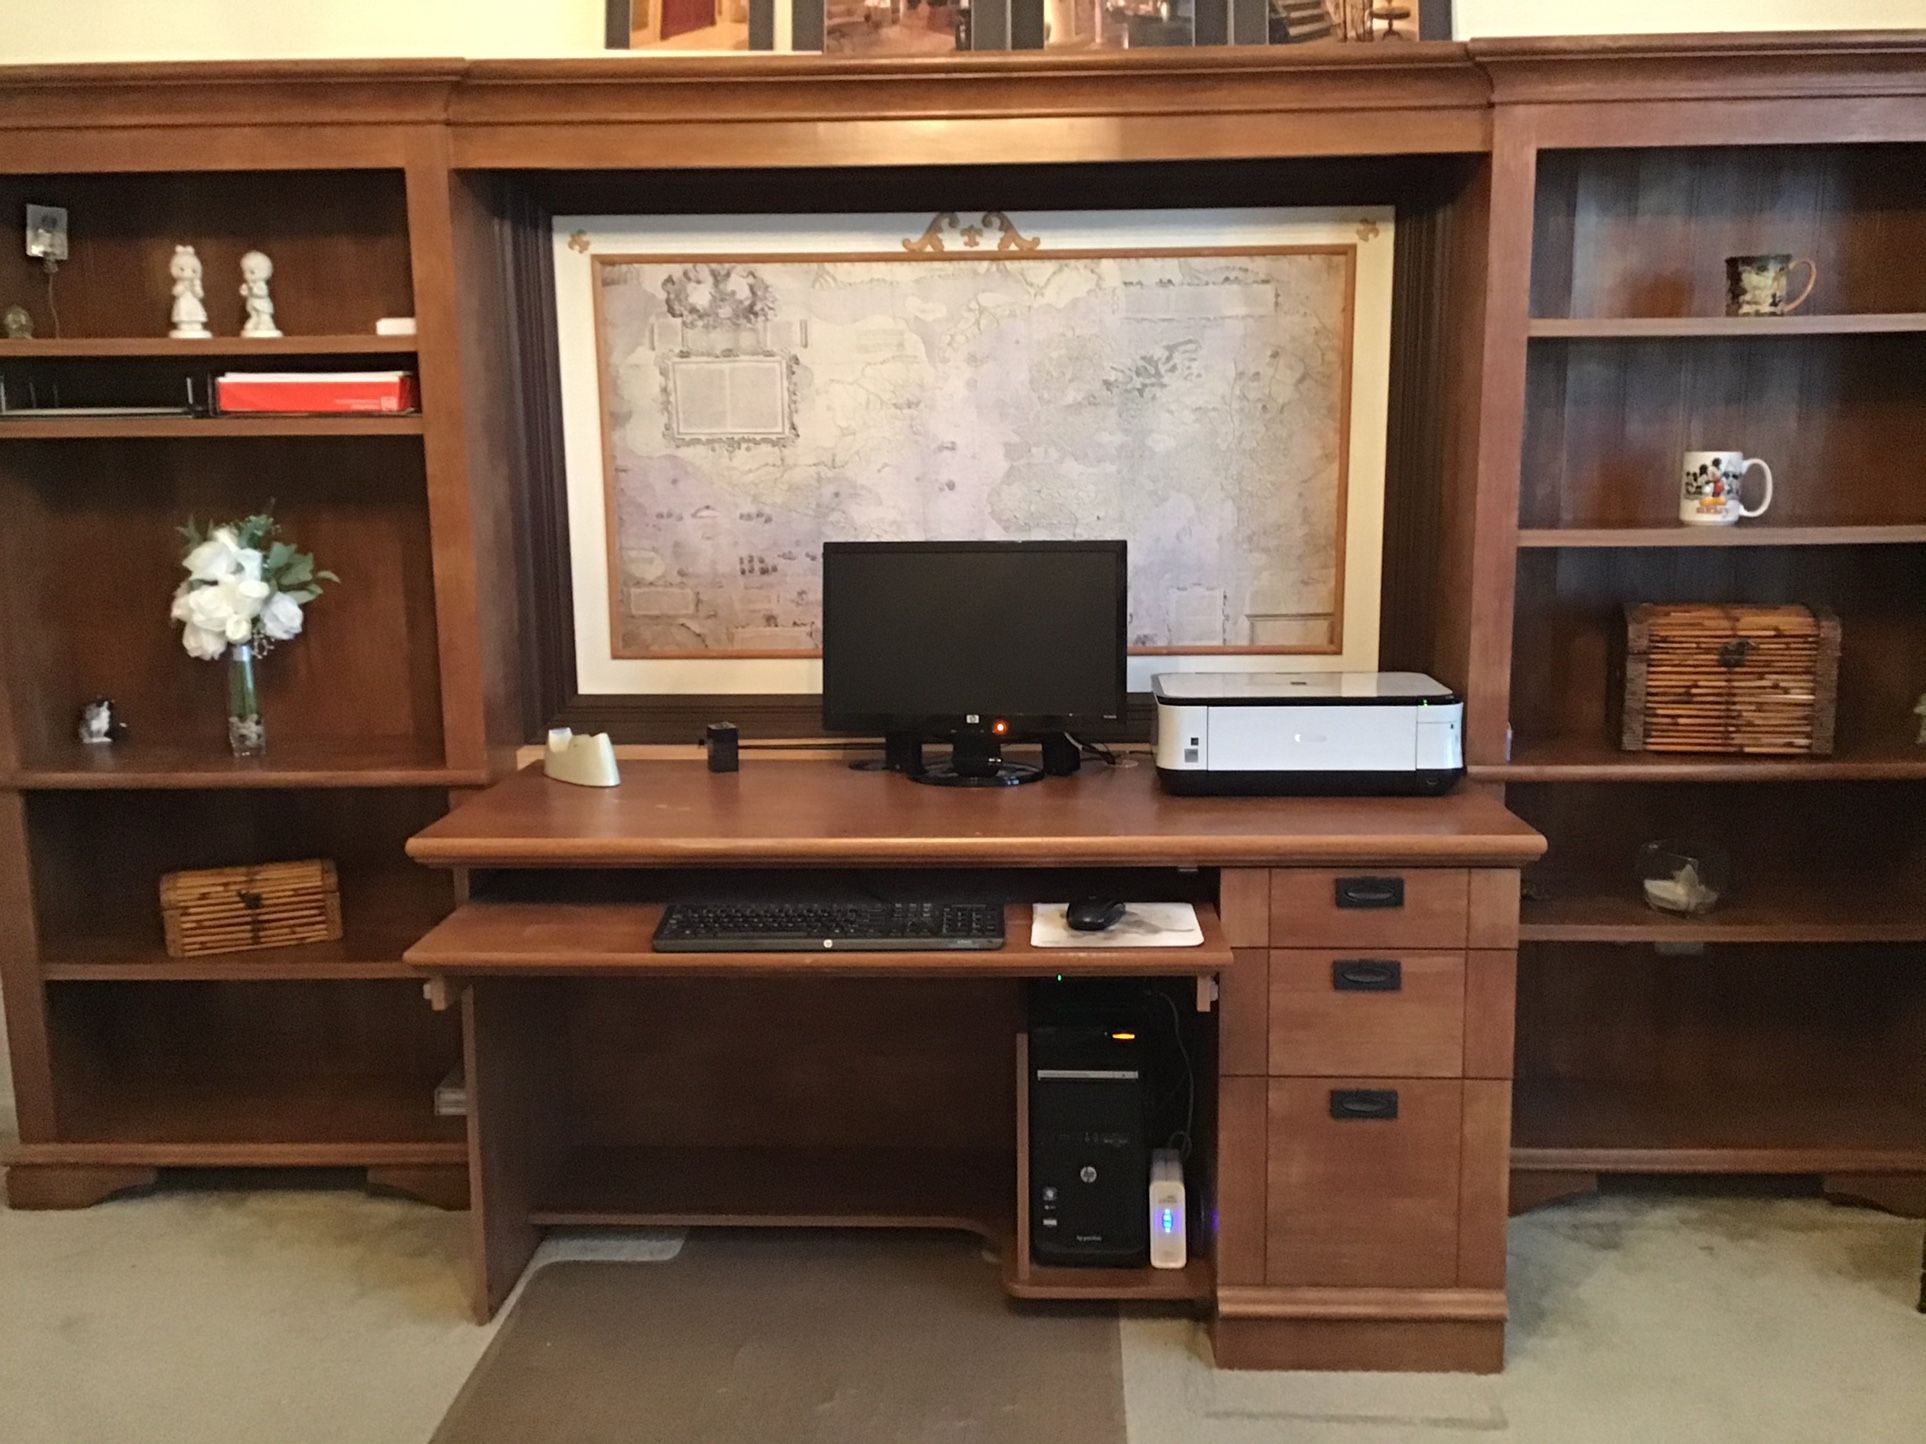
42,262,61,339
1147,986,1195,1162
1066,732,1119,767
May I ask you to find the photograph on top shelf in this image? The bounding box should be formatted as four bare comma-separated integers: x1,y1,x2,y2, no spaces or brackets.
602,0,1443,50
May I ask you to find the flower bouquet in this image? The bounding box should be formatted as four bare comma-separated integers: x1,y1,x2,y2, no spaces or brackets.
170,506,337,757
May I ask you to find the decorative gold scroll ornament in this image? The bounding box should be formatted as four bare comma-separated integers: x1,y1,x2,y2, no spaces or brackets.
902,211,1042,254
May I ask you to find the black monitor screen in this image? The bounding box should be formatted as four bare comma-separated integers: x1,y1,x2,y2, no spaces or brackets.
822,541,1127,732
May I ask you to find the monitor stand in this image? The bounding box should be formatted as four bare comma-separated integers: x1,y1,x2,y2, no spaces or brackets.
915,730,1043,788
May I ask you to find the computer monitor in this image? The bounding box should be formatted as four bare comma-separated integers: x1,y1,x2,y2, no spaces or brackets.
821,540,1127,786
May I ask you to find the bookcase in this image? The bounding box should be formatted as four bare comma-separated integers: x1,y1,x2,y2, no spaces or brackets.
1461,61,1926,1215
0,77,524,1209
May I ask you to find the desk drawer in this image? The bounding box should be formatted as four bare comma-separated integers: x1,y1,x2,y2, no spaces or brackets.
1268,950,1465,1078
1266,1077,1462,1289
1270,869,1469,949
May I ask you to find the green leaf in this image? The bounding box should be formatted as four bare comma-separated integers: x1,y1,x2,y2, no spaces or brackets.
276,553,315,588
315,569,340,584
282,585,322,604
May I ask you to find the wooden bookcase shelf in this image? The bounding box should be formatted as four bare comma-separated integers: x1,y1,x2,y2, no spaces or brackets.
1516,525,1926,549
0,415,423,439
1512,1080,1926,1175
0,336,417,359
1527,314,1926,339
1519,880,1926,944
10,742,477,790
1472,737,1926,784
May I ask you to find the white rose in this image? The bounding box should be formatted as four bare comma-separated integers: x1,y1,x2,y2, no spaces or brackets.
180,623,227,660
259,591,304,642
235,546,265,583
185,575,269,643
170,584,196,623
183,527,245,583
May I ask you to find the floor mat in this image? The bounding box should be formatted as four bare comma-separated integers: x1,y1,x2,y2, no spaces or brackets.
432,1230,1127,1444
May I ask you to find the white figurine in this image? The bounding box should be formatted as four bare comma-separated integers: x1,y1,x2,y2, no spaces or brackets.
238,250,282,338
168,245,210,339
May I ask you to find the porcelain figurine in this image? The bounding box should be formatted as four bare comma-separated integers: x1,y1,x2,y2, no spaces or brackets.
238,250,282,338
168,245,210,339
3,305,32,339
76,698,128,745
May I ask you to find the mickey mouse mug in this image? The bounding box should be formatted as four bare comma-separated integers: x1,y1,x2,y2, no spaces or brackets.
1681,451,1773,526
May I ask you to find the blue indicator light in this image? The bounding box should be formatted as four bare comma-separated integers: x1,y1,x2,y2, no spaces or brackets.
1160,1209,1175,1232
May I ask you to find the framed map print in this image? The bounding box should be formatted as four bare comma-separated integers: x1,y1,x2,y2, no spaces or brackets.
554,208,1394,698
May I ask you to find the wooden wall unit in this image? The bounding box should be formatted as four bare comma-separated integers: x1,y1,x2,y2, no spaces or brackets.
0,29,1922,1365
0,80,524,1211
1470,37,1926,1217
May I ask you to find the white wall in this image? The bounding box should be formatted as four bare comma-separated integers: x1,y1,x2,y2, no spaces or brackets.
1457,0,1925,38
0,0,1920,60
0,0,605,63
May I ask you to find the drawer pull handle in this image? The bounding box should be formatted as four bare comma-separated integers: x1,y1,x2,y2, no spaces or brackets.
1333,959,1402,992
1335,876,1405,910
1329,1088,1400,1121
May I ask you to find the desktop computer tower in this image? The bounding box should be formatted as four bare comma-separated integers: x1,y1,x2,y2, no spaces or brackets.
1028,993,1151,1267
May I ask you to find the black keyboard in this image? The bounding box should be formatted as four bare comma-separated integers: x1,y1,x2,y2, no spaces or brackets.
654,901,1006,952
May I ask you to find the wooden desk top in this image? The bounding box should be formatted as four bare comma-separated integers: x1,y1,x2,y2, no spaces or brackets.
408,761,1544,869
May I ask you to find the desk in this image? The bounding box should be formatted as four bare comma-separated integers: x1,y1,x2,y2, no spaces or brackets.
405,759,1543,1371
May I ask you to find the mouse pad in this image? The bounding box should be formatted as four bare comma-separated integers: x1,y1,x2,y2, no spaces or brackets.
1031,903,1204,947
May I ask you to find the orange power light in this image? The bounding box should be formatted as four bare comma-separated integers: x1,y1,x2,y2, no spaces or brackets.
992,719,1008,735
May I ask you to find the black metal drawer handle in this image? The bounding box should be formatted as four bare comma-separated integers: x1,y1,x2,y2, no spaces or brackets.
1329,1088,1400,1121
1335,876,1405,910
1332,959,1402,992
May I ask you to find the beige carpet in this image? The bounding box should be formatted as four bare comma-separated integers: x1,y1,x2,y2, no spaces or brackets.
431,1232,1126,1444
2,1171,1923,1443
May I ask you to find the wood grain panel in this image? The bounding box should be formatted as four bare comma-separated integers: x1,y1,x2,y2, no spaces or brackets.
1268,950,1465,1079
1218,948,1270,1077
463,980,562,1322
407,763,1544,869
1218,869,1271,948
1267,1078,1463,1289
1212,1315,1504,1373
1215,1076,1267,1287
1456,1080,1511,1289
1270,869,1471,949
1461,950,1517,1080
1466,869,1519,949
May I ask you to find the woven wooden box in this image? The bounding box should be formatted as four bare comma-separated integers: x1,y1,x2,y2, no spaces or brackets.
160,858,343,958
1612,603,1840,756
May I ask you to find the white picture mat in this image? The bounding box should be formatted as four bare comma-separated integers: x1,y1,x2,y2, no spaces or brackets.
554,208,1394,696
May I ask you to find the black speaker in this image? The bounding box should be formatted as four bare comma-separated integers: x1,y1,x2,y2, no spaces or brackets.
1039,731,1082,777
1029,1018,1148,1266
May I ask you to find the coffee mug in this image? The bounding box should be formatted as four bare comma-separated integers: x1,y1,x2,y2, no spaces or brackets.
1681,451,1773,526
1726,254,1818,316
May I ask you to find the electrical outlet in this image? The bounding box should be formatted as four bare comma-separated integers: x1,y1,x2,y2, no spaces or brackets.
26,204,68,262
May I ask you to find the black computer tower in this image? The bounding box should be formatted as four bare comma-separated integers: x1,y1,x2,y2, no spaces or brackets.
1028,1010,1150,1267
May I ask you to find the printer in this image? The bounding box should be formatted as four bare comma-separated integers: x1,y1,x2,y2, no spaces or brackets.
1152,672,1464,796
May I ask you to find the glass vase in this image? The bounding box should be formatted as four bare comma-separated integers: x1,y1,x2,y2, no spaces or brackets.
226,641,266,758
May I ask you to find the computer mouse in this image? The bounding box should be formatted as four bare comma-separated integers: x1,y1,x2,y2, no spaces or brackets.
1066,898,1127,933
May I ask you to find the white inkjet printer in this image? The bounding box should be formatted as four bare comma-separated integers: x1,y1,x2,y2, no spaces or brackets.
1152,672,1464,796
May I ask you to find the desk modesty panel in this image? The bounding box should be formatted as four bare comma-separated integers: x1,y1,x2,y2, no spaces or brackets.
405,761,1545,869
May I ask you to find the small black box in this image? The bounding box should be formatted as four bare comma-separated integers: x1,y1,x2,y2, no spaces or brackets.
704,722,739,773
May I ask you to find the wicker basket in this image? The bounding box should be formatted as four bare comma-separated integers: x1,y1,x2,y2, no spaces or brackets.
1612,603,1840,756
160,859,343,958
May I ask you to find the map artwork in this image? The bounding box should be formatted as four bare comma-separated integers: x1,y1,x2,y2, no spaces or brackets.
596,247,1354,657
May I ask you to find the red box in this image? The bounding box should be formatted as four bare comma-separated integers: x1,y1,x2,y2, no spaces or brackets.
215,371,419,415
